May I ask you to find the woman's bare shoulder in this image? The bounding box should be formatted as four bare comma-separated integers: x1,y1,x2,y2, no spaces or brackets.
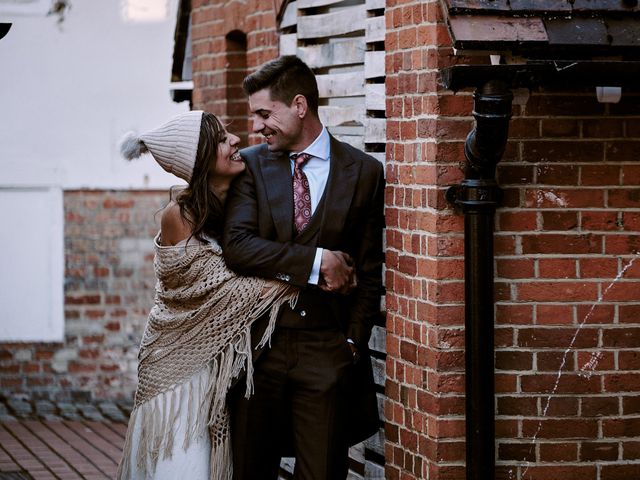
160,201,192,246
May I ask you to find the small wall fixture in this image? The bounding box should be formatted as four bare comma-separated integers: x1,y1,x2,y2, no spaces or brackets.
596,86,622,103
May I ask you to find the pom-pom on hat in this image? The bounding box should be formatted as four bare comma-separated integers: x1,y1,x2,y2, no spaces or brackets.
120,110,204,182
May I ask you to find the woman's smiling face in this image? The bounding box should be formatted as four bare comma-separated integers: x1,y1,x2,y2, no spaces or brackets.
212,128,244,179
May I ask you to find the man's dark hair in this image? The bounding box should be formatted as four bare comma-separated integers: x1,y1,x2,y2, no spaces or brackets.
243,55,319,115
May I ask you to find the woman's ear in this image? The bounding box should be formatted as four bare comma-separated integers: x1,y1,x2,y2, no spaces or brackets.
292,94,308,119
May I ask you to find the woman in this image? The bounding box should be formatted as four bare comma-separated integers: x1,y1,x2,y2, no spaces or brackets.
117,111,297,480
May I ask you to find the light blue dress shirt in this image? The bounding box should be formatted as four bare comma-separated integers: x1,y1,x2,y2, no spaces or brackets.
290,126,330,285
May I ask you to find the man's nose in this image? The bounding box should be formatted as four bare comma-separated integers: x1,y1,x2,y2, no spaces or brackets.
252,118,263,133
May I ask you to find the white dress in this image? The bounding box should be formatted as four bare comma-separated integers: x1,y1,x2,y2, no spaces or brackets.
126,367,213,479
129,370,211,480
124,236,216,480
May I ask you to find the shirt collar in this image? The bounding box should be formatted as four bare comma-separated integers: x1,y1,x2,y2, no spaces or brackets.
291,126,330,161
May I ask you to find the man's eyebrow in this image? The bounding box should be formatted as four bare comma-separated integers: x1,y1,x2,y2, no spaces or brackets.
254,108,271,114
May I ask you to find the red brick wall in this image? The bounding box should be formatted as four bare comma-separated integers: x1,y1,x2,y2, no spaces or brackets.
191,0,281,143
494,93,640,480
385,1,640,479
0,191,165,402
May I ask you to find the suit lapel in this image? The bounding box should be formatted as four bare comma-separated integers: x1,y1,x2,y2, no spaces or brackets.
260,150,294,242
319,136,361,246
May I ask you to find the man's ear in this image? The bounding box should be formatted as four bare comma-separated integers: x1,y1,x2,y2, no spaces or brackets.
292,94,308,119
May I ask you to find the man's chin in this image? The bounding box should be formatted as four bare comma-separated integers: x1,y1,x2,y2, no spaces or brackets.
265,142,283,152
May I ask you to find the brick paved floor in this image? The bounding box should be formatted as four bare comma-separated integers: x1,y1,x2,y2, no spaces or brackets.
0,420,126,479
0,395,130,480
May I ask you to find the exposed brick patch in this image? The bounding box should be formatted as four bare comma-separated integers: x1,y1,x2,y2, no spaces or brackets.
0,190,165,402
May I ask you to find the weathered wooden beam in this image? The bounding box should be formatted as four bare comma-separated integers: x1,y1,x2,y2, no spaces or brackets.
316,71,365,97
365,118,386,143
444,0,512,12
544,17,608,45
371,357,385,387
280,1,298,29
449,15,548,44
349,443,365,465
365,83,385,111
366,0,384,10
363,430,385,457
297,39,365,68
319,105,365,127
364,51,385,79
279,33,297,55
365,16,385,43
297,5,366,39
368,324,386,352
297,0,344,8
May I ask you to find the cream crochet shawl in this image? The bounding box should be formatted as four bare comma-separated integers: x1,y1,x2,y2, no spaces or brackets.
117,234,298,480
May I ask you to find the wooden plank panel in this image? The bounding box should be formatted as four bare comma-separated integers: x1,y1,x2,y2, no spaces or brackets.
365,16,385,43
366,0,384,10
365,83,385,111
280,457,295,473
371,357,385,386
280,1,298,29
279,33,297,55
445,0,511,11
316,72,365,97
365,118,386,143
571,0,640,11
363,430,385,456
297,39,365,68
368,324,386,353
364,51,385,79
608,19,640,46
544,18,609,45
297,5,366,39
319,105,365,127
449,16,548,43
365,461,386,479
297,0,344,8
349,442,365,465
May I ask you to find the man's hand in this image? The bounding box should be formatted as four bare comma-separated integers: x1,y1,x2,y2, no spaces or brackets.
319,250,356,294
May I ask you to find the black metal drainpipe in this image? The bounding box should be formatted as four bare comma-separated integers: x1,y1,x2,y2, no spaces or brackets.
445,80,513,480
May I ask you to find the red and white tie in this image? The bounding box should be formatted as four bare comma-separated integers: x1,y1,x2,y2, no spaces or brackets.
292,152,312,233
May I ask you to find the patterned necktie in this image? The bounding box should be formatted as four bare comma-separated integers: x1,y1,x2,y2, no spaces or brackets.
292,152,312,233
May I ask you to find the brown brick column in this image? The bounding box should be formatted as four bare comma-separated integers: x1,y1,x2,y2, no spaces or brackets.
384,1,469,478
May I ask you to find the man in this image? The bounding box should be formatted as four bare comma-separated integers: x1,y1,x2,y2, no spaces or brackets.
223,55,384,480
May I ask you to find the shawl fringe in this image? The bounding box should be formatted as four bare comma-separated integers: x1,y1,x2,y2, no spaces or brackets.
117,237,297,479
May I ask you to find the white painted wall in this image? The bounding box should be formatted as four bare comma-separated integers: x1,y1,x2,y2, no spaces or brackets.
0,0,189,190
0,0,189,341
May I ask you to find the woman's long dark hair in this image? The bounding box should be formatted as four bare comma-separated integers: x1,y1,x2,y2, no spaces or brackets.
174,112,226,242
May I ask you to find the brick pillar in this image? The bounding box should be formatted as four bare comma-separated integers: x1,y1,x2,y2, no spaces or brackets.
384,1,469,478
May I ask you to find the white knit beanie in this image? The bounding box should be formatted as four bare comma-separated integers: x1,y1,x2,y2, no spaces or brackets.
120,110,204,182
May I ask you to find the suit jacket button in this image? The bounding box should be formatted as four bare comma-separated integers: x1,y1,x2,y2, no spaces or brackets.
300,310,306,317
